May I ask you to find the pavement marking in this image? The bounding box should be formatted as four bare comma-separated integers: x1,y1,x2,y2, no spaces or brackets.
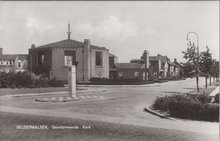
35,94,108,102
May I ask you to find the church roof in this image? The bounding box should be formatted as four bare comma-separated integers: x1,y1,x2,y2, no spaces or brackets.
31,39,108,50
115,63,145,69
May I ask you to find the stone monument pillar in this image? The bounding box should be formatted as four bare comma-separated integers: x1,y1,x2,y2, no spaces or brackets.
68,65,76,97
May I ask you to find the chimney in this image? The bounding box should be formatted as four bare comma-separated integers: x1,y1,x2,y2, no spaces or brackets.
143,50,149,69
31,44,35,48
83,39,91,81
174,58,177,62
0,48,2,55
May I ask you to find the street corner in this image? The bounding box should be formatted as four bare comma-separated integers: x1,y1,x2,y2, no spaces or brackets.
35,95,106,103
144,106,170,119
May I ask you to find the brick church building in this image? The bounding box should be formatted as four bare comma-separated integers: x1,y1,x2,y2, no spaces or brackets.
28,24,109,82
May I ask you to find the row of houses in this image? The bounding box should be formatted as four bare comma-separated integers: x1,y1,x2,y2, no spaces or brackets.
110,51,182,81
0,24,182,82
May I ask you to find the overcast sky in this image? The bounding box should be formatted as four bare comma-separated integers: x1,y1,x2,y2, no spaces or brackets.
0,1,219,63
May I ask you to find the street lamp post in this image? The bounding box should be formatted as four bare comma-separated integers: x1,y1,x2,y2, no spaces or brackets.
186,31,200,92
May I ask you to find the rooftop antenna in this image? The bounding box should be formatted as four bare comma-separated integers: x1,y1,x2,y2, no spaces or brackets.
67,23,71,39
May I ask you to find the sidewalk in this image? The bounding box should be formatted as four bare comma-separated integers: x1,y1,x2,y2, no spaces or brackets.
210,86,219,96
0,88,109,98
0,106,218,135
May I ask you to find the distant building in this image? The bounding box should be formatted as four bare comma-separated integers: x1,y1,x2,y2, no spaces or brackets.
0,48,28,73
109,53,118,79
173,58,183,78
28,24,109,82
114,63,148,80
149,54,181,79
113,50,150,80
149,56,162,78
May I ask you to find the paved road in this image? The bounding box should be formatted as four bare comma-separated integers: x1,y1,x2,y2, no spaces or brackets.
0,78,219,141
1,112,218,141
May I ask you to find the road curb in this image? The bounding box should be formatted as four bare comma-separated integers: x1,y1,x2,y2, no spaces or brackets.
144,107,169,119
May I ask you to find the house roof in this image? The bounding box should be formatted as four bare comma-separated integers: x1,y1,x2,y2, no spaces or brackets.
0,54,17,60
168,61,179,67
109,53,117,57
159,56,168,64
149,56,160,61
0,54,28,61
31,39,108,50
18,55,28,60
174,61,182,68
150,55,168,63
115,63,145,69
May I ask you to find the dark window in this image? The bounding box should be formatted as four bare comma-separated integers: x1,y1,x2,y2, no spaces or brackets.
18,61,21,68
109,56,114,68
96,52,102,66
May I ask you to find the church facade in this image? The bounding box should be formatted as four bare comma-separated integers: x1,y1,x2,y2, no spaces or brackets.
28,24,109,82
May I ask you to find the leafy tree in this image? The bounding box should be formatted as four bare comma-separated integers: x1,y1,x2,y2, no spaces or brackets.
210,60,219,83
199,46,213,88
182,43,200,92
181,62,196,78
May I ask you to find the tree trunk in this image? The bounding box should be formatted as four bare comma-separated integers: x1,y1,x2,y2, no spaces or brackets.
205,76,207,88
196,73,199,92
209,75,211,86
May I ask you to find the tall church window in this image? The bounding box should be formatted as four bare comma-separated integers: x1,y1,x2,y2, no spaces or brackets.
64,51,76,66
95,52,102,66
37,51,45,66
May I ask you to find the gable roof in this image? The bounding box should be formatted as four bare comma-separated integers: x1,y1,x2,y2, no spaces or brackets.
115,63,145,69
174,61,182,68
0,55,17,60
168,61,179,67
159,56,168,64
31,39,108,50
109,53,117,57
149,55,168,64
18,55,28,60
149,56,160,61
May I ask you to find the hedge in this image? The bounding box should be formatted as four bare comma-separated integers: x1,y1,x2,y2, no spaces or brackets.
0,72,64,88
152,94,219,122
168,102,219,121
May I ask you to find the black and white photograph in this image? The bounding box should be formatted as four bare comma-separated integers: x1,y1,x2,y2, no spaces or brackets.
0,1,219,141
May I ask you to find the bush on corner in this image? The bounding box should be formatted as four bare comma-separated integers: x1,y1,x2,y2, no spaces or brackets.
152,94,219,122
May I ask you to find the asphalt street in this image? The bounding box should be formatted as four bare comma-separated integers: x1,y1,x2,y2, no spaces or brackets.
0,78,219,141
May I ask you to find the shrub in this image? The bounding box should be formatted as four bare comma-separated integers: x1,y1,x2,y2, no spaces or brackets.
214,93,219,103
48,78,64,87
152,95,194,111
10,84,16,89
168,102,219,121
152,94,219,122
89,77,110,82
152,96,170,111
0,72,15,88
0,71,58,88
